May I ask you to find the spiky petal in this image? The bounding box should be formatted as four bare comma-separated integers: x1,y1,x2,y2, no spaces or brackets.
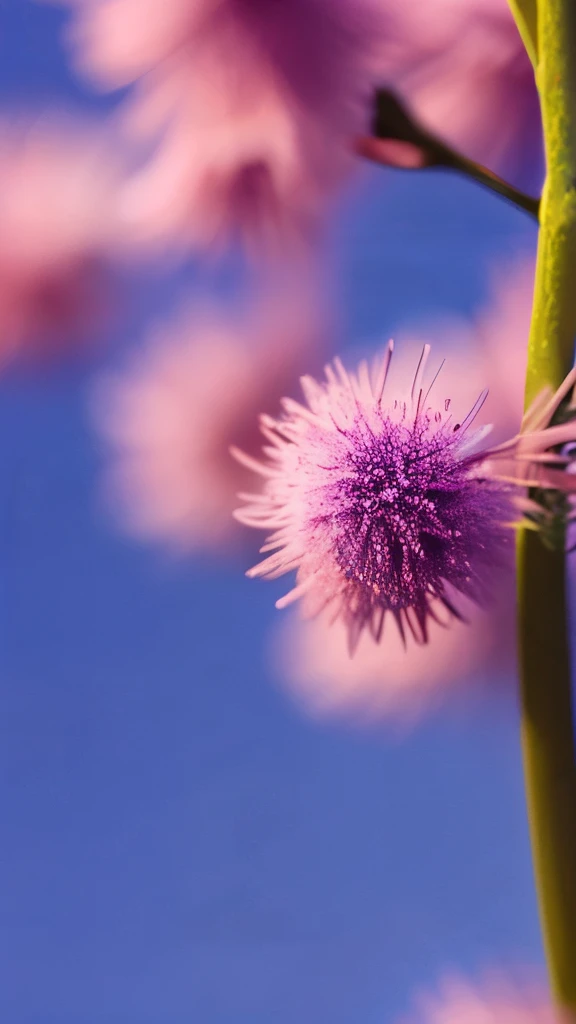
235,345,576,652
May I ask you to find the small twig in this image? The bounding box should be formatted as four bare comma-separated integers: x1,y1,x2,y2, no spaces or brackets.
358,88,540,221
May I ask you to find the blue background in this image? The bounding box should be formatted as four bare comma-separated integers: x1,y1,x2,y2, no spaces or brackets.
0,5,543,1022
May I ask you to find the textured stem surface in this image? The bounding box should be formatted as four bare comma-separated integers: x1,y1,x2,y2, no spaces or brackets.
518,535,576,1004
515,0,576,1006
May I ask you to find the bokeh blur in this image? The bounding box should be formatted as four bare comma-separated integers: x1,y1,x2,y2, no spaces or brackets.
0,3,547,1023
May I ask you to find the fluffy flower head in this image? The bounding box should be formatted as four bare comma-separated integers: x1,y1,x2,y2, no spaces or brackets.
236,344,511,648
267,295,532,726
236,344,576,651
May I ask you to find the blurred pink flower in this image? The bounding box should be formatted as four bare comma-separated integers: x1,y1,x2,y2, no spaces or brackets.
270,593,514,726
0,115,124,365
92,295,326,553
384,0,542,191
405,975,569,1024
53,0,387,249
267,256,535,725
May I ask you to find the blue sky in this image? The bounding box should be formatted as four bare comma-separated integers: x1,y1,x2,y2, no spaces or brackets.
0,5,544,1023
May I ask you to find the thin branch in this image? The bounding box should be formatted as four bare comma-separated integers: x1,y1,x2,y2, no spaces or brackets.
358,88,540,221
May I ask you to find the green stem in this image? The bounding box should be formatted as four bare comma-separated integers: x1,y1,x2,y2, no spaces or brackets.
514,0,576,1007
518,534,576,1004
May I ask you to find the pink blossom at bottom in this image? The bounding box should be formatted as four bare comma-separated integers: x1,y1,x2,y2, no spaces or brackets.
92,295,326,553
405,976,569,1024
0,114,124,365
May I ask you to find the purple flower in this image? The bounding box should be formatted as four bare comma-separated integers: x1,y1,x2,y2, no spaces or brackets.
266,259,534,726
235,345,576,652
